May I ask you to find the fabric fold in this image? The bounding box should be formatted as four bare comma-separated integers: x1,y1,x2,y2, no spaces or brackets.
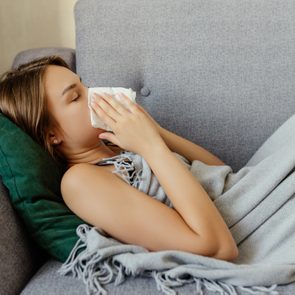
57,114,295,295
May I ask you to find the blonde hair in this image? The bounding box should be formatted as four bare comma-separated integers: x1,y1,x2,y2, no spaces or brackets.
0,55,70,165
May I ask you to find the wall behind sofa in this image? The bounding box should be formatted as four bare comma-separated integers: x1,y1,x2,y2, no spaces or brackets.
0,0,77,73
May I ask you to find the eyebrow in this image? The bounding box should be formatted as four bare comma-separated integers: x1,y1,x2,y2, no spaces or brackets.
61,76,82,96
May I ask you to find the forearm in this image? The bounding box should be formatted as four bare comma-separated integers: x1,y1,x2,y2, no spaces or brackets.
159,127,226,166
142,143,236,252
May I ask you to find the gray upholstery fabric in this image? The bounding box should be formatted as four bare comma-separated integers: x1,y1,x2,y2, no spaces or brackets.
0,180,46,295
75,0,295,172
20,259,295,295
12,47,76,72
6,0,295,294
21,259,197,295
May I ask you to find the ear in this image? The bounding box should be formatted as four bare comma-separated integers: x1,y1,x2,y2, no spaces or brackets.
48,131,62,145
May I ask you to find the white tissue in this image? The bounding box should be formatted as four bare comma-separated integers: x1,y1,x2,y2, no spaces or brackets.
88,87,137,130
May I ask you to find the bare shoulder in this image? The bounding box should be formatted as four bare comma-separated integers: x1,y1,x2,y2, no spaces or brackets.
62,162,96,182
61,163,109,197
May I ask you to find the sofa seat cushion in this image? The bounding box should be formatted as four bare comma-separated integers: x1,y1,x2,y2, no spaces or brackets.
21,259,201,295
21,258,295,295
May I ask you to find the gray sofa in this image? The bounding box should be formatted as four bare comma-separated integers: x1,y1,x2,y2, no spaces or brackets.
2,0,295,294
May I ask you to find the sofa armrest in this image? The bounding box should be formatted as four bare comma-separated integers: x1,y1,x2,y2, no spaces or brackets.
12,47,76,72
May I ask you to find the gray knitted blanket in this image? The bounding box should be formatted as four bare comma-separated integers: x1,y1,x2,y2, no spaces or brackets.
58,114,295,295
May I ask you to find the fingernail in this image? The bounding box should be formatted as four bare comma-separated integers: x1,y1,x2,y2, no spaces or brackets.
90,95,95,103
91,95,98,104
115,93,121,100
93,93,101,100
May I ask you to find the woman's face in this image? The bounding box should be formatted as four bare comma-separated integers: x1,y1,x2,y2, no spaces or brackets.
44,65,105,154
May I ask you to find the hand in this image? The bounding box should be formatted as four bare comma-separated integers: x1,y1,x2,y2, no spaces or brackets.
90,92,166,155
135,101,164,136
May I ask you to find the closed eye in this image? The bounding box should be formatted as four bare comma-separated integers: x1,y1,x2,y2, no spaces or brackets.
72,94,80,102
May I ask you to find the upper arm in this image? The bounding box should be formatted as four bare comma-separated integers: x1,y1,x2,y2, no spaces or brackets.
60,163,219,257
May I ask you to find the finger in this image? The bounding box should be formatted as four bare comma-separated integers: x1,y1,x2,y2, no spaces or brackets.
98,132,119,146
90,99,116,128
117,92,138,113
91,93,122,120
100,92,132,116
135,102,148,114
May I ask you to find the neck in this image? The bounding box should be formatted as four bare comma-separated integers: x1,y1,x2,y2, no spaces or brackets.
64,140,119,168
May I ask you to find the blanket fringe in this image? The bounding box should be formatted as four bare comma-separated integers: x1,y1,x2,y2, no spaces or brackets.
98,151,143,187
151,271,279,295
57,225,280,295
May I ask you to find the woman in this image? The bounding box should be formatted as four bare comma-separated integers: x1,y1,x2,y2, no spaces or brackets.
0,56,238,261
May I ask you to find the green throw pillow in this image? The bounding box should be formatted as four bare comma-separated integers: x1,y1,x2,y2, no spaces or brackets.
0,113,88,263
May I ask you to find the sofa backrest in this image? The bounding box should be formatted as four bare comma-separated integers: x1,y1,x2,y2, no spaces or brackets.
74,0,295,172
